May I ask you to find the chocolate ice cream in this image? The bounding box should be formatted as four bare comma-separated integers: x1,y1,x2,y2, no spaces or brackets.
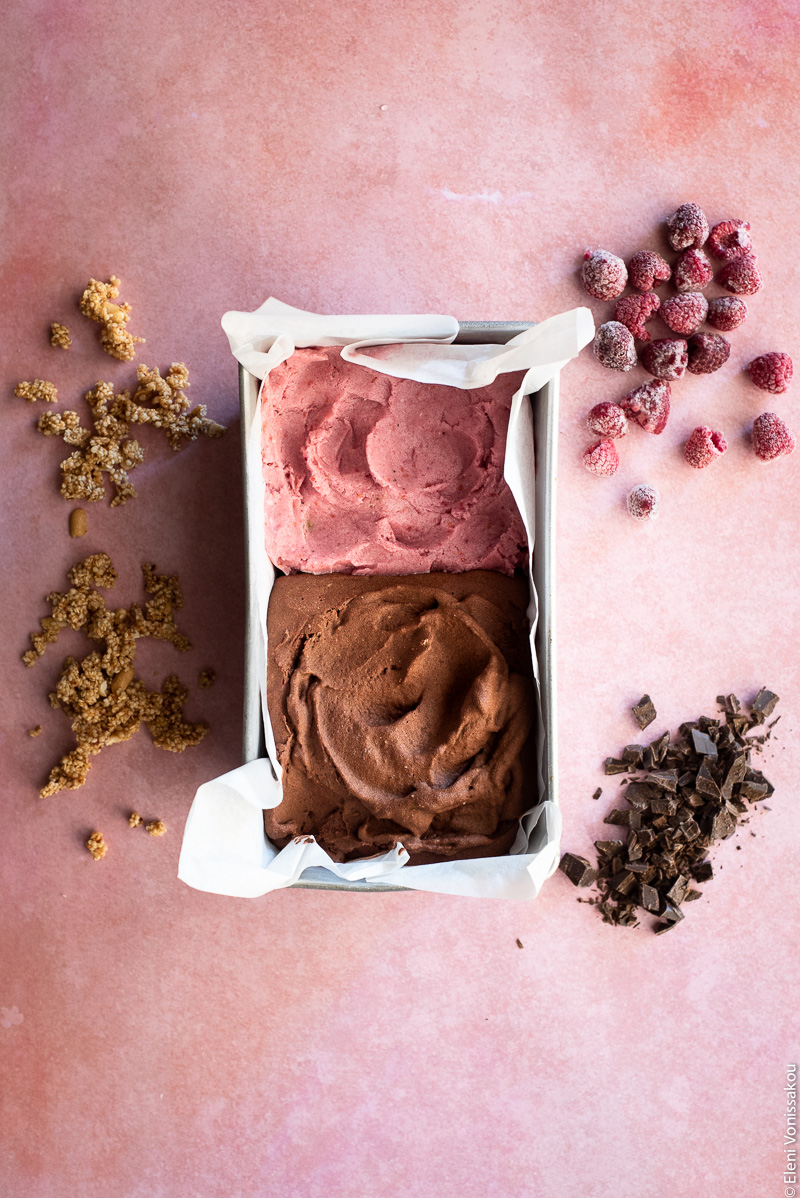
265,571,535,865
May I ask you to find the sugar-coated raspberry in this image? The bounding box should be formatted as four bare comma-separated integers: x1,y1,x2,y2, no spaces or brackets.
707,296,748,331
641,338,688,381
684,425,728,469
581,249,628,300
674,248,713,293
583,438,620,476
629,250,672,292
626,484,660,521
619,378,671,435
746,352,793,394
593,321,637,371
708,219,753,261
666,203,709,251
719,254,762,295
613,292,660,341
661,293,708,335
587,401,628,439
752,412,796,461
687,333,731,375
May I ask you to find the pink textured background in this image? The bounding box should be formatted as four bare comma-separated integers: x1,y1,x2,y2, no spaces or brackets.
2,3,798,1195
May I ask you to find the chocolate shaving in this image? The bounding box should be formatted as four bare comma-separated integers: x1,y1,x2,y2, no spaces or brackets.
564,691,778,932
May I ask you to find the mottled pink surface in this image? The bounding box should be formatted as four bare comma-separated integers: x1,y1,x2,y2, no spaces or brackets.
2,3,799,1196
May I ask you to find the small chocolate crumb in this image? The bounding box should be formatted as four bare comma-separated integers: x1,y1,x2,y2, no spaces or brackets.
632,695,657,730
592,787,602,800
515,938,523,949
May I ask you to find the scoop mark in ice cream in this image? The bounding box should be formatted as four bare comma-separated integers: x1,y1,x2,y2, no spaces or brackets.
265,571,535,864
261,347,527,575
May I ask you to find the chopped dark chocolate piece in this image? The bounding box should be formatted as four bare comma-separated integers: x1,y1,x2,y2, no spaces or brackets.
709,809,736,840
717,693,741,714
665,874,689,905
691,728,718,759
604,757,629,775
650,796,678,815
654,920,676,935
691,860,713,882
632,695,657,731
622,744,644,767
592,787,602,801
604,808,641,828
650,731,670,765
660,900,685,925
695,760,721,798
683,888,702,902
752,688,779,718
738,779,769,802
680,818,701,841
595,840,625,858
640,884,661,912
559,853,597,887
649,769,679,793
610,870,637,896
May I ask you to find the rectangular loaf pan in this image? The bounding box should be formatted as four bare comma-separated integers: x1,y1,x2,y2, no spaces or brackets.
240,321,558,891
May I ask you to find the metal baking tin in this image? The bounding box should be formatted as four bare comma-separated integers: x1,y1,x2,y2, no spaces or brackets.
239,321,558,891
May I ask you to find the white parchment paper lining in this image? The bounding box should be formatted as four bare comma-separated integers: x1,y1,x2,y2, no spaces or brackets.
178,298,594,900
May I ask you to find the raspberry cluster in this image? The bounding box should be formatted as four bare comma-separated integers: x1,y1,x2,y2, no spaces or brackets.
578,202,795,512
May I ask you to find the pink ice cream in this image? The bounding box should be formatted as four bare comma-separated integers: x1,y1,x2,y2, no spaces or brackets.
260,347,527,575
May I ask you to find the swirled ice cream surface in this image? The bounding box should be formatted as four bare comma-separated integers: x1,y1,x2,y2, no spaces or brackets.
261,346,527,574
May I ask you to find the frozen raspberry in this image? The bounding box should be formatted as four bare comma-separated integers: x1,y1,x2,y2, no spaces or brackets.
629,250,672,292
641,338,688,381
687,333,731,375
746,352,793,394
626,484,660,521
593,321,637,371
708,219,753,261
684,425,728,469
674,248,713,293
587,401,628,439
666,203,709,251
752,412,796,461
707,296,748,331
619,379,671,435
581,249,628,300
613,292,660,341
583,438,620,476
719,254,762,295
661,293,708,336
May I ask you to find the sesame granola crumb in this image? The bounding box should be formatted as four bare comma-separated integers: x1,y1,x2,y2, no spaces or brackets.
50,322,72,349
78,276,144,361
15,379,58,404
86,831,108,860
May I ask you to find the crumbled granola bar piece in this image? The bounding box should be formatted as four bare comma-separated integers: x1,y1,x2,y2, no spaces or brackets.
78,276,144,362
86,831,108,860
26,555,208,798
28,725,42,737
146,820,167,837
128,811,143,827
50,322,72,349
15,379,58,404
198,668,215,689
119,363,227,451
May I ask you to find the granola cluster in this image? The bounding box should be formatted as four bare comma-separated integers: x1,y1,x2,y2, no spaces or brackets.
50,323,72,350
79,276,144,361
23,553,208,798
15,379,58,404
86,831,108,860
35,365,226,506
198,668,216,689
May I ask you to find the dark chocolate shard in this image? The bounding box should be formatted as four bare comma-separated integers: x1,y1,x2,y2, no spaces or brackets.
650,796,678,815
660,900,685,924
654,920,677,934
683,888,703,902
604,808,641,828
691,860,713,882
696,760,721,798
665,874,689,905
649,769,679,793
633,695,657,730
738,779,769,802
604,757,629,775
709,808,736,840
752,688,779,718
610,870,637,896
691,728,718,759
623,745,645,767
650,731,670,765
592,787,603,801
717,693,741,714
559,853,597,887
595,839,625,857
640,883,661,912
